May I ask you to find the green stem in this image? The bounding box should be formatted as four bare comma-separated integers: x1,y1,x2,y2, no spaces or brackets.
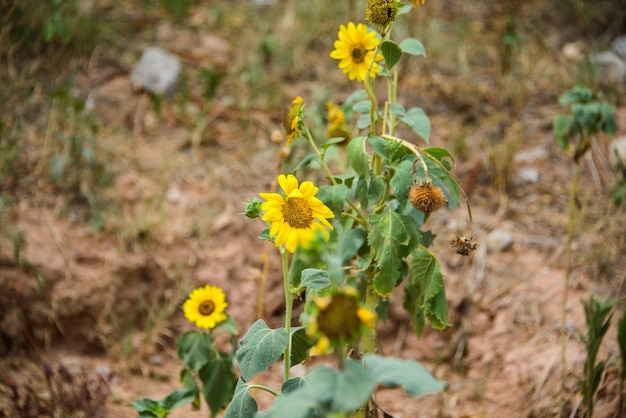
281,247,294,380
561,160,581,391
248,384,280,397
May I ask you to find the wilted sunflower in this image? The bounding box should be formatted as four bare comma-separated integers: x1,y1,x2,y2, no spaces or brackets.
408,180,448,214
183,285,228,329
259,174,335,253
305,287,376,355
330,22,383,82
283,96,303,146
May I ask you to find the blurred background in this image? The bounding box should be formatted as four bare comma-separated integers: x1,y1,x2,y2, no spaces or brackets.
1,0,626,416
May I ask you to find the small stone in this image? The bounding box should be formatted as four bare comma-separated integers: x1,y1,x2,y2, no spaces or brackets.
131,47,182,96
611,35,626,60
148,355,164,366
591,51,626,86
609,136,626,167
486,229,513,252
166,187,181,203
517,167,540,184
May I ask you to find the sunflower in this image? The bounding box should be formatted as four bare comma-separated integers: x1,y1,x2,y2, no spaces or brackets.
183,285,228,329
259,174,335,253
330,22,383,82
305,287,376,355
411,0,426,7
283,96,303,146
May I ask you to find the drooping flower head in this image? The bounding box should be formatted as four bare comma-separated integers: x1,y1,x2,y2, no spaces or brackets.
259,174,335,253
283,96,304,146
305,287,376,355
366,0,399,30
325,101,351,143
183,285,228,329
411,0,426,7
330,22,383,82
408,180,448,214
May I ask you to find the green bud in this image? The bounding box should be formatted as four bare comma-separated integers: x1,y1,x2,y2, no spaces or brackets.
243,198,263,219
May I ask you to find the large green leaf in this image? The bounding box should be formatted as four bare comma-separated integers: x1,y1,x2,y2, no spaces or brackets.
338,226,367,263
223,378,258,418
399,37,426,57
364,354,446,396
409,246,448,330
236,320,288,381
177,331,214,371
390,159,414,209
300,268,331,290
346,136,370,178
290,327,314,366
199,355,236,417
399,107,430,142
381,40,402,70
369,210,419,296
317,184,348,217
423,147,456,170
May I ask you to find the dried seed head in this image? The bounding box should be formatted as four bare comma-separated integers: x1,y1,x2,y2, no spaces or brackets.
448,235,478,256
408,181,448,214
366,0,399,28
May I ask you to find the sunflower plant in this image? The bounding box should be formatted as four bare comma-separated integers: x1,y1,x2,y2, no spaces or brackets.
134,1,475,417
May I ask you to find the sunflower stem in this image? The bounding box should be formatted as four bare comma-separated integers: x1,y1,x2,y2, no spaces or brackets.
281,247,294,380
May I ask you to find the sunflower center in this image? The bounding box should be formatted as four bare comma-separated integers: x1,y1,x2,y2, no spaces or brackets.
199,300,215,316
317,295,361,340
282,197,313,229
351,46,367,63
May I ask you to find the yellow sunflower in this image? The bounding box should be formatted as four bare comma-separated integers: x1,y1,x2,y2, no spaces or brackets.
259,174,335,253
330,22,383,82
411,0,426,7
183,285,228,329
283,96,304,146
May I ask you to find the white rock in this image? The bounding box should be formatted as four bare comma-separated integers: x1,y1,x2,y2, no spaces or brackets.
611,35,626,60
609,136,626,167
131,47,182,96
166,187,181,203
591,51,626,86
517,167,540,183
486,229,513,252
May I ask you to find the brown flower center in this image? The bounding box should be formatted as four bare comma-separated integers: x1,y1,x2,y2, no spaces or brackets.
351,47,367,64
199,300,215,316
317,294,361,340
282,197,313,229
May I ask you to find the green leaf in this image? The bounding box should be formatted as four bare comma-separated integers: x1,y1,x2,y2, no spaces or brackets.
399,107,430,142
381,40,402,70
331,361,377,411
345,89,368,104
161,389,196,411
553,114,574,147
199,355,236,417
390,159,414,209
617,314,626,381
369,210,419,296
177,331,215,371
364,354,446,396
368,136,388,159
258,228,271,242
409,246,448,330
317,184,348,218
131,398,165,417
402,280,425,337
346,136,370,178
214,314,238,336
236,320,288,381
293,153,318,172
290,327,314,366
423,147,456,169
321,137,346,150
223,378,258,418
399,37,426,57
338,226,367,263
559,86,593,105
300,269,331,290
600,102,617,135
281,377,306,395
368,174,386,207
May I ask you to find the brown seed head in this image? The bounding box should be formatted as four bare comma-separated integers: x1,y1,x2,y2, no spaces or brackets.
448,235,478,256
366,0,399,28
409,181,447,214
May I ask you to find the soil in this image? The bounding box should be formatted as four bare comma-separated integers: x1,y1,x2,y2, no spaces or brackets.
1,1,626,418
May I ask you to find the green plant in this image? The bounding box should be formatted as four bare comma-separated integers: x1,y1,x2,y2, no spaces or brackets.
136,2,474,416
553,85,617,390
579,296,614,418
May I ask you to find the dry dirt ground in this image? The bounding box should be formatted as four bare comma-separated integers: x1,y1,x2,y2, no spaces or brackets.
2,2,626,418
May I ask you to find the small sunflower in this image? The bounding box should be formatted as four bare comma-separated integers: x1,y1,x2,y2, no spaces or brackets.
305,287,376,355
183,285,228,329
411,0,426,7
330,22,383,82
325,101,351,143
259,174,335,253
283,96,304,146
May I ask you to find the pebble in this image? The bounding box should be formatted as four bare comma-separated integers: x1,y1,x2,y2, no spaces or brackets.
591,51,626,86
166,187,181,203
609,136,626,167
486,229,513,252
611,35,626,60
517,167,540,184
131,47,182,96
